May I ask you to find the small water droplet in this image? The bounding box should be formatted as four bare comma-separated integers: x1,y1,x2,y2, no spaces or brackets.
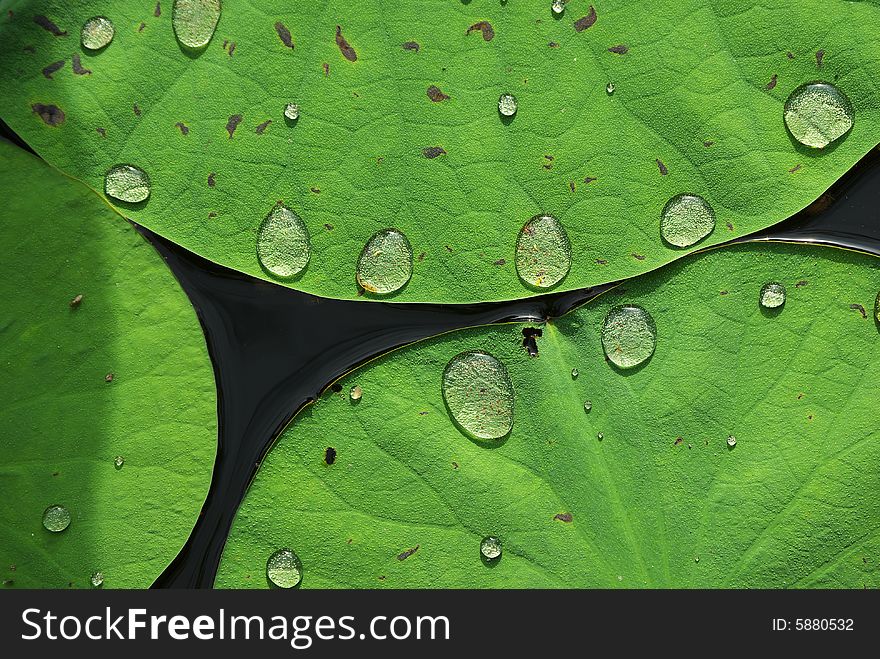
571,368,579,379
597,431,604,441
660,193,715,248
759,282,786,309
172,0,222,49
606,82,615,95
356,228,413,295
113,455,124,470
784,81,854,149
256,202,310,279
42,504,71,533
727,435,737,447
583,400,592,413
515,214,571,290
498,93,518,117
442,351,515,441
81,16,114,50
266,548,302,588
104,164,151,203
601,304,657,369
284,103,300,121
694,556,700,563
551,0,566,15
90,571,104,588
480,536,502,561
349,385,362,401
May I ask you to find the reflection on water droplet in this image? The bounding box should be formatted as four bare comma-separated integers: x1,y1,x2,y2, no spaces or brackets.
442,351,515,441
350,385,362,402
266,548,302,588
356,229,413,295
660,193,715,248
113,455,124,470
583,400,592,413
601,304,657,369
81,16,114,50
104,164,151,203
90,571,104,588
256,203,310,279
597,431,604,441
759,282,786,309
515,214,571,290
551,0,566,15
606,82,615,95
42,505,70,533
784,81,854,149
480,536,502,561
172,0,222,49
571,368,579,379
498,93,518,117
727,435,737,447
284,103,300,121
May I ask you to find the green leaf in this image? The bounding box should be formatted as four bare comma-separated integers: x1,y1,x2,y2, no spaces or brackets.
216,243,880,588
1,1,879,302
0,141,217,588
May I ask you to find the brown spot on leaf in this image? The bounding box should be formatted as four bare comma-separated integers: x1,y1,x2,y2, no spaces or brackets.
310,187,320,194
226,114,242,138
208,212,217,218
569,181,576,192
703,140,714,147
795,280,808,288
493,258,506,266
324,447,336,465
32,103,65,126
427,85,449,102
417,252,425,262
466,21,495,41
33,15,66,36
41,60,64,79
789,163,802,174
631,253,646,261
133,103,142,116
397,545,419,561
595,258,608,265
402,41,420,52
574,6,597,32
720,290,729,296
584,176,597,184
766,74,778,90
548,41,559,48
335,25,357,61
422,146,446,159
175,121,189,135
227,41,236,56
69,294,83,308
207,173,216,187
674,437,683,446
322,62,329,76
850,303,867,319
154,2,161,18
554,512,573,523
105,373,114,383
96,127,106,137
275,22,294,48
138,22,146,32
815,49,825,67
71,53,90,75
255,119,272,134
656,159,668,175
608,44,629,54
726,222,734,231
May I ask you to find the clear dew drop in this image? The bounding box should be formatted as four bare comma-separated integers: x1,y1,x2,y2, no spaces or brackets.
515,214,572,290
81,16,114,50
256,202,310,279
784,81,854,149
660,193,716,248
356,228,413,295
759,282,786,309
571,368,579,379
90,571,104,588
727,435,737,447
606,82,615,95
551,0,566,15
104,164,151,203
442,351,515,441
480,536,502,561
266,548,303,588
284,103,300,121
113,455,124,470
349,385,362,402
498,93,518,117
172,0,222,49
583,400,592,413
42,504,71,533
601,304,657,369
597,431,604,441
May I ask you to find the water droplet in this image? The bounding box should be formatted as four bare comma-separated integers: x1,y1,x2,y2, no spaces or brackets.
349,385,362,402
498,93,518,117
256,203,310,279
81,16,114,50
266,548,302,588
571,368,579,379
606,82,615,95
551,0,566,15
284,103,300,121
875,291,880,323
104,164,151,203
601,304,657,369
480,536,502,561
597,431,604,441
784,82,854,149
515,214,572,290
113,455,124,470
660,193,715,248
356,228,413,295
727,435,737,447
759,282,786,309
583,400,592,413
442,351,515,441
90,571,104,588
42,504,71,533
172,0,222,49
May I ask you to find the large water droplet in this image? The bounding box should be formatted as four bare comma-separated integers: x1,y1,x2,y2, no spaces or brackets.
727,435,737,447
113,455,124,470
515,214,572,290
759,282,786,309
349,385,362,402
256,203,310,279
81,16,114,50
90,571,104,588
42,504,71,533
601,304,657,369
551,0,566,15
583,400,592,413
284,103,300,121
480,536,502,561
104,164,151,203
784,82,854,149
571,368,579,379
606,82,615,95
442,351,515,441
660,194,715,248
498,93,518,117
266,548,303,588
356,229,413,295
172,0,222,49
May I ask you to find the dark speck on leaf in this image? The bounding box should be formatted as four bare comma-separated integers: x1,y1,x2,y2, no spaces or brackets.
795,280,808,288
41,60,64,79
574,6,597,32
255,119,272,134
548,41,559,48
72,54,90,75
726,222,734,231
584,176,597,184
23,45,36,54
466,21,494,41
226,114,242,138
719,290,728,295
632,253,646,261
322,62,329,76
397,545,419,561
451,461,459,469
275,22,294,48
766,74,778,90
324,223,333,231
96,127,106,137
207,173,216,187
32,103,65,126
69,294,83,308
493,258,506,266
208,212,217,218
33,15,67,36
789,163,802,174
138,22,146,32
444,245,453,253
850,304,867,319
596,259,608,265
227,42,236,56
554,512,573,523
154,2,161,17
417,252,425,262
656,159,668,175
608,44,629,54
703,140,714,147
786,51,795,59
522,327,543,357
402,41,420,52
175,121,189,135
816,49,825,67
133,103,141,116
427,85,449,102
422,146,446,159
324,447,337,465
310,187,320,194
569,181,576,192
335,25,357,61
674,437,683,446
